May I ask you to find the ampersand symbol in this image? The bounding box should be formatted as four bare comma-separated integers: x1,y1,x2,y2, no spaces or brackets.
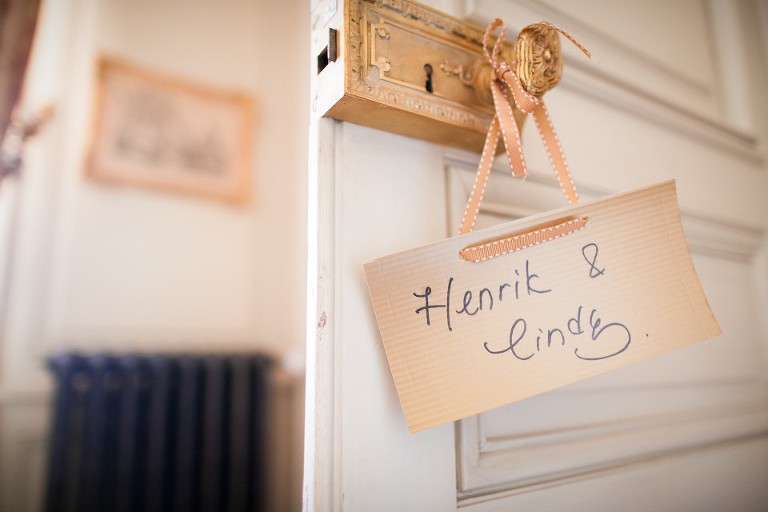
581,243,605,278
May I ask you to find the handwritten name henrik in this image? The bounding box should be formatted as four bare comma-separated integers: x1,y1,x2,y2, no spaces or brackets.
411,244,633,362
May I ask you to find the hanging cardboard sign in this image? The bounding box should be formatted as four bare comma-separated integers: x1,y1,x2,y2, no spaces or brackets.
364,180,720,432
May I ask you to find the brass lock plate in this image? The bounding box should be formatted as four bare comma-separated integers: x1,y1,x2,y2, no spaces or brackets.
368,16,490,112
314,0,514,153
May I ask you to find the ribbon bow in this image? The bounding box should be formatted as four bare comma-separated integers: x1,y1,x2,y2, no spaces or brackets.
458,19,591,235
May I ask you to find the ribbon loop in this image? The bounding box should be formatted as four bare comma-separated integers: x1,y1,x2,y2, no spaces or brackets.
482,18,506,69
458,19,590,236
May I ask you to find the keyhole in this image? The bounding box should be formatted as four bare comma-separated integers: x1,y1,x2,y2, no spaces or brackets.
424,63,433,93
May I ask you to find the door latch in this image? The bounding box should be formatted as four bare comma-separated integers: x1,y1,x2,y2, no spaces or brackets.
312,0,536,152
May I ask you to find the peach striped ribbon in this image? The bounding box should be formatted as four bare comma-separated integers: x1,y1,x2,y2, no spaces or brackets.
458,19,591,238
460,217,589,263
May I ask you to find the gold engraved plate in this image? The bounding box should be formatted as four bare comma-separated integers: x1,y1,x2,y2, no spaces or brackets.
369,19,497,111
315,0,516,153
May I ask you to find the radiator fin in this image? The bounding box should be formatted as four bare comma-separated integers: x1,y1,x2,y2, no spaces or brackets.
44,353,273,512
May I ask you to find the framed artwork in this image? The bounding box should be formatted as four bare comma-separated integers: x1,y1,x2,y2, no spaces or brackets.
87,57,252,203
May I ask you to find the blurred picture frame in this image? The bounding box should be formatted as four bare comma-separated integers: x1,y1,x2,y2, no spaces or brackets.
87,57,252,203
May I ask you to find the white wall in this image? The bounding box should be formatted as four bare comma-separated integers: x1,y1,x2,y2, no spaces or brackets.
4,0,309,382
0,0,309,509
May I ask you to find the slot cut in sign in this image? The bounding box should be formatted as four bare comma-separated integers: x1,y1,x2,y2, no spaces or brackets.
364,180,721,432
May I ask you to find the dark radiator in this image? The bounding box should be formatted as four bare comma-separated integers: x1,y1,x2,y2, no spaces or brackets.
44,353,273,512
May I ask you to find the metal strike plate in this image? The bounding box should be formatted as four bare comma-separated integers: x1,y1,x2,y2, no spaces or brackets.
312,0,516,153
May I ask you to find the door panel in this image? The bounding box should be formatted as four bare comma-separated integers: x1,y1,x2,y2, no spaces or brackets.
460,438,768,512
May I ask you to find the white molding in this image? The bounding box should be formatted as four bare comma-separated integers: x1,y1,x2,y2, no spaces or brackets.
560,64,762,165
457,433,768,509
458,406,768,502
454,0,764,165
461,0,718,104
507,0,713,93
682,214,765,262
303,118,341,512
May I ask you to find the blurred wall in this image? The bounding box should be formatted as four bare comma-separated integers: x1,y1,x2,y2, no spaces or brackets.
0,0,309,509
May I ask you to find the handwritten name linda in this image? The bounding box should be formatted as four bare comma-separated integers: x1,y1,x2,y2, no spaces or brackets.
412,253,632,361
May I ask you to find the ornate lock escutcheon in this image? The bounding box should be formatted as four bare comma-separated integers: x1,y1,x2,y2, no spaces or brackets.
368,19,498,111
314,0,554,153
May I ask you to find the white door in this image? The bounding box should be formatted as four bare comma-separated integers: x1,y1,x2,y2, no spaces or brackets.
304,0,768,511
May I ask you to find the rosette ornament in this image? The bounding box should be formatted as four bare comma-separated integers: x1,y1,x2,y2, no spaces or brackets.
515,23,564,97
